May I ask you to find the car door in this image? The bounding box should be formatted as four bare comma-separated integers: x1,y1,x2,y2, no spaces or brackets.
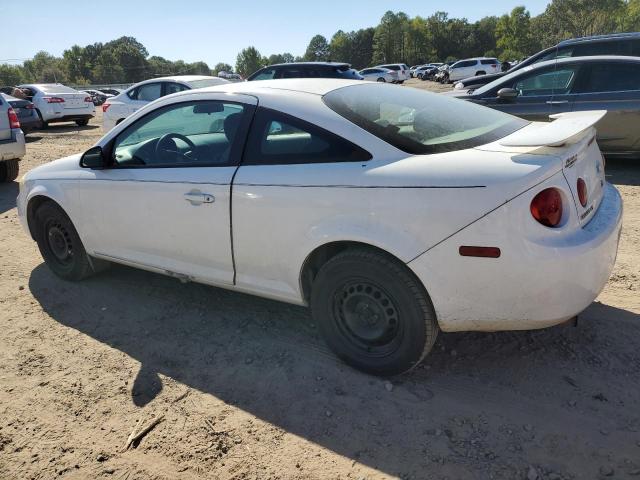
569,61,640,153
77,94,256,285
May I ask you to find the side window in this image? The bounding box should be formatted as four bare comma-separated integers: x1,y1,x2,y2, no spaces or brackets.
164,82,190,95
135,83,162,102
513,66,579,96
252,68,276,81
481,59,498,65
112,101,247,167
578,63,640,93
243,108,371,165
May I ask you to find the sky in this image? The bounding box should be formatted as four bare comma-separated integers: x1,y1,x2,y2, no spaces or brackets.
1,0,550,67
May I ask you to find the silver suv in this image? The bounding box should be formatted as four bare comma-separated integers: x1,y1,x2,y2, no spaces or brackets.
0,95,26,182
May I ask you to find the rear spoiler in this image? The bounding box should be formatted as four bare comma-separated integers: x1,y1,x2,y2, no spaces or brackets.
499,110,607,147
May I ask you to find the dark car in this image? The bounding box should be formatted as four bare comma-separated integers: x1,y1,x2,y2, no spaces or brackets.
0,93,42,134
98,88,123,96
247,62,363,81
445,55,640,158
454,32,640,90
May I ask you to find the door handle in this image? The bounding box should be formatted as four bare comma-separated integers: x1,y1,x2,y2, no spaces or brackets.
546,100,569,105
183,192,215,205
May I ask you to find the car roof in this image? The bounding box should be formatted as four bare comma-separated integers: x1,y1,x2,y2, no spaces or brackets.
531,55,640,70
133,75,222,86
558,31,640,46
267,62,350,68
182,78,365,97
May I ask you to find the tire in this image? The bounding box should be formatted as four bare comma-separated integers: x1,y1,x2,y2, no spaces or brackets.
310,248,439,376
34,202,99,281
398,80,405,84
0,159,19,183
475,71,486,76
417,73,423,79
36,110,48,129
76,119,89,127
377,77,386,82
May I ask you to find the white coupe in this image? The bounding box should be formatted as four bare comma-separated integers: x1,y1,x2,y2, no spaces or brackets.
17,80,622,375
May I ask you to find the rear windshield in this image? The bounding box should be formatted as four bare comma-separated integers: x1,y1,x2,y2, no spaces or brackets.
185,78,227,89
323,83,528,154
38,84,79,93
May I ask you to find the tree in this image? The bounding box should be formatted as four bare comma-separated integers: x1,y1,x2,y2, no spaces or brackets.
236,46,264,77
373,11,410,63
0,64,25,85
266,53,294,65
23,51,67,83
540,0,625,43
214,62,233,74
495,7,537,59
304,35,330,61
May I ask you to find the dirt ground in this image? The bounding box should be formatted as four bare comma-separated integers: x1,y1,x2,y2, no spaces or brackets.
0,80,639,480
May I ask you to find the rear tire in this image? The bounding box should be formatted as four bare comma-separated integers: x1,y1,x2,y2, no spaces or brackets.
0,159,19,182
475,71,486,76
310,248,439,376
377,77,385,82
76,119,89,127
34,202,98,281
36,110,48,129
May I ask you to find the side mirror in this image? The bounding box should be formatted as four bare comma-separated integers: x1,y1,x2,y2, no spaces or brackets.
497,88,519,100
80,146,107,169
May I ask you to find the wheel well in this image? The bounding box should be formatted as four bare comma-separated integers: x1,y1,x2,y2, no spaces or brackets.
26,195,60,239
300,241,406,303
475,71,486,76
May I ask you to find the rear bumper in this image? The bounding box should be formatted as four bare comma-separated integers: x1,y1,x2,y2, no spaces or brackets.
48,114,94,124
408,182,623,332
0,129,26,160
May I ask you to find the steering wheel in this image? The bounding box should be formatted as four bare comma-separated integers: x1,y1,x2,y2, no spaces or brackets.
154,133,196,162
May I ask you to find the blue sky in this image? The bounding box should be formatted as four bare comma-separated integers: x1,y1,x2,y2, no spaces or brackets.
1,0,550,66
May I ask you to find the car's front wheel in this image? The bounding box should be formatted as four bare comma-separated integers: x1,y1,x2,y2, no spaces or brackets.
34,202,102,281
0,159,19,182
310,248,438,376
377,77,386,82
76,119,89,126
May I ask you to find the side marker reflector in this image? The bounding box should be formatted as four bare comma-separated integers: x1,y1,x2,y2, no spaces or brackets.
459,246,501,258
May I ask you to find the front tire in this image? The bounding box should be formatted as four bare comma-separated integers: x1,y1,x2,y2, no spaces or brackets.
377,77,386,82
76,119,89,126
310,248,439,376
34,202,97,281
0,159,19,182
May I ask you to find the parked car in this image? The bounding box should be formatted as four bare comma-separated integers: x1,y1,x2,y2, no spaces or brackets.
17,79,621,375
413,65,437,79
447,58,500,83
102,75,230,132
247,62,363,81
17,84,95,128
454,32,640,91
410,64,430,77
420,63,444,81
81,89,111,106
375,63,410,83
1,93,42,134
98,88,124,96
444,55,640,158
0,94,25,182
359,67,397,83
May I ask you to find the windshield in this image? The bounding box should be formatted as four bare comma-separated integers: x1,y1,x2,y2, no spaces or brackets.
323,83,528,154
185,78,228,89
38,84,80,93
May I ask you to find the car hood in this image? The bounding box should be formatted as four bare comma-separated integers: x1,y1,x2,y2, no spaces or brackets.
24,153,83,181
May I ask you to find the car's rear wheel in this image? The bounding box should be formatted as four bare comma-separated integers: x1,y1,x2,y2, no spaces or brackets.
35,109,48,129
310,248,438,376
34,202,102,281
76,119,89,127
0,159,19,183
475,71,486,76
377,77,385,82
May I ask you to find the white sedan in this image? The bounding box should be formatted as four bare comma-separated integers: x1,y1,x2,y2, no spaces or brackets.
17,80,622,375
18,83,95,127
359,67,398,83
102,75,229,132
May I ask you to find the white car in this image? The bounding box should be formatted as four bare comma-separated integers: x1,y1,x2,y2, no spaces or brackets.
18,84,95,127
0,94,25,182
102,75,230,132
17,80,622,376
447,57,501,82
358,67,397,83
375,64,410,83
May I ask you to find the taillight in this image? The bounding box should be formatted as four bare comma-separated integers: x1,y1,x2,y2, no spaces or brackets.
577,178,588,207
530,188,563,227
44,96,65,103
7,107,20,129
102,103,111,113
25,104,35,109
84,96,93,103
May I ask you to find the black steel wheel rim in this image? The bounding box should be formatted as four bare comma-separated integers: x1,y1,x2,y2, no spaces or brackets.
332,279,403,356
46,221,74,266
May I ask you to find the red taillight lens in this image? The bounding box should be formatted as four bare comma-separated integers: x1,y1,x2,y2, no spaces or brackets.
44,96,65,103
8,107,20,129
102,103,111,113
577,178,588,207
530,188,563,227
84,96,93,103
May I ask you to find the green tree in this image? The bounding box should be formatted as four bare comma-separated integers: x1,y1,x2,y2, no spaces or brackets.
304,35,330,61
236,46,265,77
540,0,625,43
0,64,25,85
495,7,536,59
23,51,67,83
214,62,233,74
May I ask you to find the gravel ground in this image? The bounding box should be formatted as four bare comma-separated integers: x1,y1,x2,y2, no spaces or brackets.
0,80,639,480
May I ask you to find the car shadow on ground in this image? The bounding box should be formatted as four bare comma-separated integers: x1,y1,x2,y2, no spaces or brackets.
605,158,640,187
27,262,640,478
40,123,100,134
25,135,43,143
0,181,18,215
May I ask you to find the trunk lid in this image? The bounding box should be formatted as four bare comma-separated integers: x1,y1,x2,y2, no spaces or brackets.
54,92,89,109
